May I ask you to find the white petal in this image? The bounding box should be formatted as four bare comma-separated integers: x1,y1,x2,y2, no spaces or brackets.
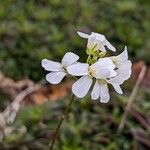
67,63,89,76
117,70,131,81
61,52,79,67
46,72,66,84
72,75,92,98
111,84,123,94
87,32,105,50
105,39,116,52
117,60,132,68
94,42,106,52
100,45,106,52
116,46,128,61
96,69,111,79
117,61,132,80
77,31,89,39
91,81,100,100
110,70,117,77
107,60,132,83
41,59,62,71
91,32,105,41
87,35,96,49
107,76,125,85
108,60,132,84
99,83,110,103
90,58,116,79
96,69,117,79
95,58,115,70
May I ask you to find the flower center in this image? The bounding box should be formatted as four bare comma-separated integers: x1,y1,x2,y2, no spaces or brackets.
111,57,118,65
61,65,67,73
98,79,107,84
88,67,96,78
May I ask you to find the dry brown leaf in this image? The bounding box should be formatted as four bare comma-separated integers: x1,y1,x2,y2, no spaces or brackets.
25,80,73,104
0,72,74,105
0,72,33,99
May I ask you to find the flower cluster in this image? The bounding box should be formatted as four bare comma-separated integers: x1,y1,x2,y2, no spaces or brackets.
42,31,132,103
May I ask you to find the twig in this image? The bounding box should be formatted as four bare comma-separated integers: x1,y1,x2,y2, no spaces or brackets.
0,79,46,141
3,79,46,124
129,107,149,130
0,72,34,99
118,65,147,131
134,135,150,148
132,129,150,148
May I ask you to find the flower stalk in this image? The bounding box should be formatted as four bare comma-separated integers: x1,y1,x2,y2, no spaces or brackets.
49,95,75,150
41,31,132,148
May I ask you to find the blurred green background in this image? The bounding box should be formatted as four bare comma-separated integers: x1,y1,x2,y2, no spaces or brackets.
0,0,150,150
0,0,149,81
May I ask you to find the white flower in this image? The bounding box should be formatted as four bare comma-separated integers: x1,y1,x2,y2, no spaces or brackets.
77,31,116,52
107,46,132,93
67,58,117,103
41,52,79,84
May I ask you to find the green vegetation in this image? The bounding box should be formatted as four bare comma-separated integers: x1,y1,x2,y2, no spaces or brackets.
0,0,149,80
1,89,150,150
0,0,149,149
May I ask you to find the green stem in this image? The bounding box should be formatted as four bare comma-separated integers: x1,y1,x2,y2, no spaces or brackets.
49,95,75,150
86,55,91,64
